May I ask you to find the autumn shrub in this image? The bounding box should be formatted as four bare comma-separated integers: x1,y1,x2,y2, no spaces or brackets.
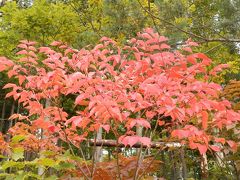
0,28,239,179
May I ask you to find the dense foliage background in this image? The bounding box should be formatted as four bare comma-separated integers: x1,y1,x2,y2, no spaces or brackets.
0,0,239,179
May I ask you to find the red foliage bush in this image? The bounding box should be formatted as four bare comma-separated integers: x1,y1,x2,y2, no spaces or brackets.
0,28,239,157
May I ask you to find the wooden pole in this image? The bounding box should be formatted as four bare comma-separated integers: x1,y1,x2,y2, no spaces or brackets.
88,139,181,149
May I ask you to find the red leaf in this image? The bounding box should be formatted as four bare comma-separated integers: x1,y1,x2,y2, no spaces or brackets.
159,36,168,42
187,55,197,64
39,47,55,54
100,37,110,42
189,42,198,46
141,33,152,39
68,116,82,129
59,45,67,49
146,111,156,119
101,125,110,133
9,114,20,120
140,137,151,147
120,136,140,147
5,91,14,98
128,136,139,147
195,53,212,65
17,44,28,49
0,65,6,72
138,119,151,128
168,70,183,78
189,141,197,149
48,125,56,133
160,43,170,49
28,46,37,51
186,39,199,46
26,41,37,46
33,118,51,129
201,111,208,130
8,70,16,78
214,137,225,145
18,75,26,85
171,129,190,139
182,47,192,53
197,144,208,155
16,50,28,55
210,145,221,152
210,64,229,75
28,51,37,58
3,83,16,89
50,41,62,46
227,140,238,152
158,120,165,126
75,94,89,105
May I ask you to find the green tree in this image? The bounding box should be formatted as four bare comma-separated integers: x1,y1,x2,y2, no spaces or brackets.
0,0,80,58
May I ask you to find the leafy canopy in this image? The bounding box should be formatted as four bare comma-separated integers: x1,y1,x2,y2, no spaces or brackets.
0,0,80,58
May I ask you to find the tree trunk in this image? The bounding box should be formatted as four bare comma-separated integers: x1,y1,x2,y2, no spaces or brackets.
38,99,51,176
8,102,15,128
6,102,15,141
136,126,143,154
201,153,208,179
161,151,167,178
170,151,177,180
0,100,6,132
180,147,187,179
95,127,102,162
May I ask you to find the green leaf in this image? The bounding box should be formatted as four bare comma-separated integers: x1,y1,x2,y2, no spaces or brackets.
2,161,24,170
24,172,41,179
5,175,16,180
12,147,24,161
0,154,7,159
11,135,26,143
0,173,10,177
15,174,25,180
37,158,57,167
55,161,75,170
41,150,57,156
24,158,39,166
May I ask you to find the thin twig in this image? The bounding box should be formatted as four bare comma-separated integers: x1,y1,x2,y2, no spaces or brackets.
91,133,97,178
204,42,227,53
116,138,122,180
133,136,144,180
137,147,163,180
